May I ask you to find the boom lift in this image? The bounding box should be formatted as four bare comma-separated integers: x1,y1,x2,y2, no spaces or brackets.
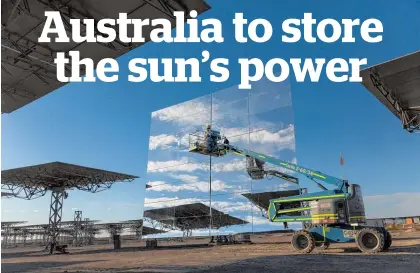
188,126,392,253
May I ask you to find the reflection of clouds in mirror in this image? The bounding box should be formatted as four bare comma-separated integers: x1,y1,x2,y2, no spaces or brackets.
149,134,178,150
147,158,248,173
152,99,213,125
146,79,297,235
169,173,200,182
250,125,294,145
147,157,202,172
245,215,276,226
147,181,209,192
207,201,251,213
144,197,251,214
147,179,231,193
144,197,202,209
212,159,245,172
246,215,302,230
149,125,296,155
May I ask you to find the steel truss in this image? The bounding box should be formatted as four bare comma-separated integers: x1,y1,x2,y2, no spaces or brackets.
1,192,16,198
1,0,202,63
2,162,137,254
47,189,66,253
83,218,96,245
1,227,10,247
144,203,247,238
182,229,192,237
143,0,189,18
122,220,144,241
105,224,125,243
73,211,83,246
2,0,210,113
369,69,420,133
1,163,137,200
1,222,27,247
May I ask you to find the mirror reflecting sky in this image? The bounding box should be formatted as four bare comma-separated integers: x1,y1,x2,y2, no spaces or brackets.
146,78,299,237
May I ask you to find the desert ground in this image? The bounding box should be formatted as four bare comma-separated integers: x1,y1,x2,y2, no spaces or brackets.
2,231,420,273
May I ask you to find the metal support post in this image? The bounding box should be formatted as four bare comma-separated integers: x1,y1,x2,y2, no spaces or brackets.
47,189,66,253
83,218,89,245
42,230,47,246
23,231,27,246
136,226,143,241
3,227,10,247
109,228,116,244
73,210,82,246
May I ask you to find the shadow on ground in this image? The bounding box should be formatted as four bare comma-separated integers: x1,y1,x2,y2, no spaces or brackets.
72,243,212,256
392,236,420,241
1,243,212,259
193,252,420,273
3,243,420,273
40,251,420,273
339,244,420,254
1,260,104,273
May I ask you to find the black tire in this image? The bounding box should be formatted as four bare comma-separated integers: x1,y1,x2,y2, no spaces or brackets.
291,230,315,253
384,231,392,250
356,228,385,253
316,241,330,250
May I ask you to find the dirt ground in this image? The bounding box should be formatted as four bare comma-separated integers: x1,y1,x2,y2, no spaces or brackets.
2,231,420,273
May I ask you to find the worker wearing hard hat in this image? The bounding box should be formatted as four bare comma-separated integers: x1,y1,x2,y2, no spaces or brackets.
204,124,213,153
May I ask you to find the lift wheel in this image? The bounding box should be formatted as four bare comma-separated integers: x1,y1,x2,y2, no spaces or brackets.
291,230,315,253
384,230,392,250
356,228,385,253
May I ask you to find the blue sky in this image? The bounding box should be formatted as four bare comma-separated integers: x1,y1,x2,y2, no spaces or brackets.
2,0,420,232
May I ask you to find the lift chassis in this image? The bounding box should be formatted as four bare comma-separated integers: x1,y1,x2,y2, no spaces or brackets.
290,225,391,253
188,126,392,253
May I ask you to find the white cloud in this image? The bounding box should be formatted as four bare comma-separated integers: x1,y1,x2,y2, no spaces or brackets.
169,174,200,183
209,201,251,213
265,182,294,192
250,125,295,148
244,215,273,226
144,198,251,214
147,177,231,193
212,180,231,191
364,192,420,218
144,197,202,209
147,157,206,173
220,125,295,152
147,157,245,173
244,216,302,229
149,134,178,150
147,180,208,192
212,159,245,172
152,100,214,126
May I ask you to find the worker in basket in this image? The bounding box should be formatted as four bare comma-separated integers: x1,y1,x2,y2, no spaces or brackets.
203,124,223,154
